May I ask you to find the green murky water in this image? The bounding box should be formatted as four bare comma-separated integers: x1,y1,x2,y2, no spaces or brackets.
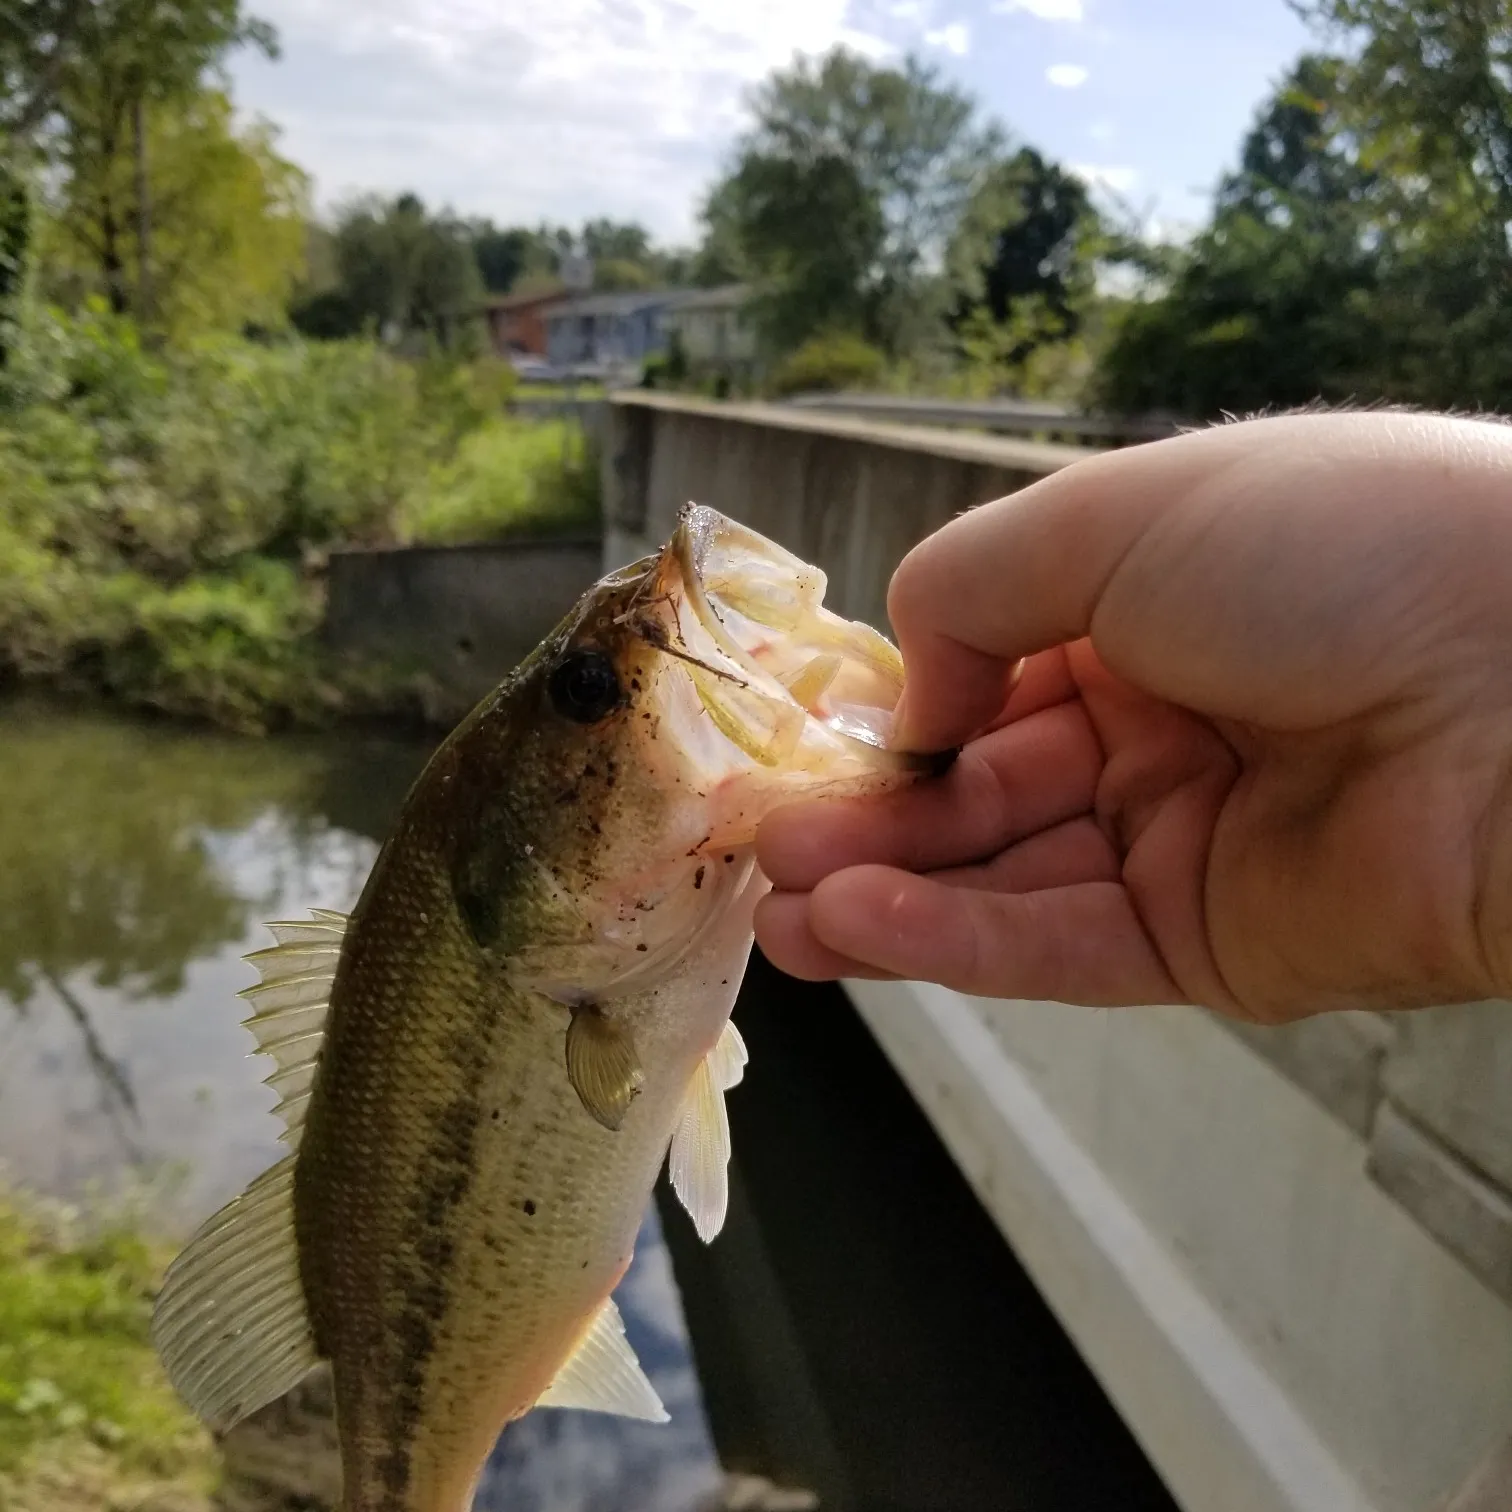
0,696,429,1232
0,697,1177,1512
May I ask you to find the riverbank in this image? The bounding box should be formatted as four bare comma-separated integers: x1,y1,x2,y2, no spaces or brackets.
0,1182,221,1512
0,308,599,735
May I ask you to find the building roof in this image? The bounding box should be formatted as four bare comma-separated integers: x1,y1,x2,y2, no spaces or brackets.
544,288,702,321
485,282,570,312
664,283,750,313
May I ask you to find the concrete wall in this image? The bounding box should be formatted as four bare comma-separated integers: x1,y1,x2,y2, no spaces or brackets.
324,539,602,723
601,391,1088,627
601,392,1512,1512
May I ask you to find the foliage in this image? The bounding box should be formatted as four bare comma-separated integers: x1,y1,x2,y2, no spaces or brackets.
707,47,1003,357
947,148,1100,363
0,304,590,729
294,192,485,350
3,0,275,149
0,1185,217,1506
403,419,600,545
468,220,566,294
1293,0,1512,218
8,0,279,328
44,87,309,341
768,330,888,396
1096,5,1512,418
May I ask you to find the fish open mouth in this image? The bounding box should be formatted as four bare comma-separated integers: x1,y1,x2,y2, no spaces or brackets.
656,502,934,783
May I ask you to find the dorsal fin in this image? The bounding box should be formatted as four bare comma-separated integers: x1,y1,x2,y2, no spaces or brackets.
239,910,348,1148
535,1295,668,1422
151,1155,319,1433
667,1020,747,1243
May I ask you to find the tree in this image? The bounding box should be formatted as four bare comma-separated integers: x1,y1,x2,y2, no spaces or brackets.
946,146,1100,378
0,0,85,140
1093,56,1385,417
705,47,1004,355
468,221,563,294
1292,0,1512,221
296,193,485,348
43,88,306,338
581,218,651,265
10,0,277,323
1096,17,1512,419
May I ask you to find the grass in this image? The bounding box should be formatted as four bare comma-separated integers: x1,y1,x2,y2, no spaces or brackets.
0,1184,220,1511
510,381,606,401
401,417,600,546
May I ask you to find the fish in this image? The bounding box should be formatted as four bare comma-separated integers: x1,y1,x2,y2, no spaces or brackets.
150,502,943,1512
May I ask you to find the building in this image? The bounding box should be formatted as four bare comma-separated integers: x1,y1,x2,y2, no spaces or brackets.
661,284,756,371
483,284,571,359
542,289,695,375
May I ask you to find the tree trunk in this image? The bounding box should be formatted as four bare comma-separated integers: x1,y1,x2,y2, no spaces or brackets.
100,203,129,315
132,95,152,324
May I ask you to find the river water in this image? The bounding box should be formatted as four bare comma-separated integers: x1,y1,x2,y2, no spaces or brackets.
0,696,727,1512
0,695,1181,1512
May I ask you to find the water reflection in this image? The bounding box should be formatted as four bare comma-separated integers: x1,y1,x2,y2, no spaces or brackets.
0,697,725,1510
0,697,405,1224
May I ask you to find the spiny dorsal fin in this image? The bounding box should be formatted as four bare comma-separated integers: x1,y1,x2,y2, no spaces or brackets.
151,1155,319,1434
668,1020,747,1243
535,1295,668,1423
239,909,348,1148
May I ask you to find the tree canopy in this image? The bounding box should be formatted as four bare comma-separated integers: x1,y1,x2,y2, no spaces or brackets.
704,48,1004,354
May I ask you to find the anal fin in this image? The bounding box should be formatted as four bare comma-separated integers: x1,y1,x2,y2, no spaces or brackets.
668,1020,747,1243
536,1296,668,1423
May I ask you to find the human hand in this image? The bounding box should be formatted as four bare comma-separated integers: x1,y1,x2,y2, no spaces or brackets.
755,412,1512,1022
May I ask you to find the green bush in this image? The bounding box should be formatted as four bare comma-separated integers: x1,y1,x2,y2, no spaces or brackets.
403,419,600,545
0,304,597,729
768,330,887,396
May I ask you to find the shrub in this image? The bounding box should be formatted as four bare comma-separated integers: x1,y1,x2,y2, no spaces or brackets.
403,420,600,546
767,330,887,396
0,304,594,729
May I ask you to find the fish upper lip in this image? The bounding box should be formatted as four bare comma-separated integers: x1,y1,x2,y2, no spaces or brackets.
660,504,940,776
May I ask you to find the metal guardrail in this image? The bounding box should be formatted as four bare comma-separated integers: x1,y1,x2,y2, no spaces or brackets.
781,392,1184,446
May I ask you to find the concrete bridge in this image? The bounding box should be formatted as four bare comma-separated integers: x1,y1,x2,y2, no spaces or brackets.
597,394,1512,1512
326,393,1512,1512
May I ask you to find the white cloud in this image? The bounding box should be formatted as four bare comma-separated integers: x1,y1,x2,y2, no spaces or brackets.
1070,162,1139,195
925,21,970,55
1046,62,1089,87
231,0,930,243
993,0,1084,20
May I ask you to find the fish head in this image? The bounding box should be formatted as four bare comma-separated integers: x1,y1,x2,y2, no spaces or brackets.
451,503,941,1005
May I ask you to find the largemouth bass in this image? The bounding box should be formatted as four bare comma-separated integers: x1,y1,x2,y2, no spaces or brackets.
152,503,938,1512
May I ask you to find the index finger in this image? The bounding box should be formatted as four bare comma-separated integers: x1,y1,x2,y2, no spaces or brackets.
887,440,1162,753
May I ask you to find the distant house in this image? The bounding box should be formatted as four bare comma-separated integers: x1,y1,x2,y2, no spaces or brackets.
484,284,571,359
543,289,696,374
662,284,756,370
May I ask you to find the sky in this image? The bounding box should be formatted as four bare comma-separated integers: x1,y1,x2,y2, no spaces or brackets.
228,0,1317,247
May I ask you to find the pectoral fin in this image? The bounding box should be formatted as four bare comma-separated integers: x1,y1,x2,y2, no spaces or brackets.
668,1020,747,1242
536,1296,668,1422
566,1007,644,1131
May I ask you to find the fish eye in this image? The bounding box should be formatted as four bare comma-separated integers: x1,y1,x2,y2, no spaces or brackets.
548,649,624,725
